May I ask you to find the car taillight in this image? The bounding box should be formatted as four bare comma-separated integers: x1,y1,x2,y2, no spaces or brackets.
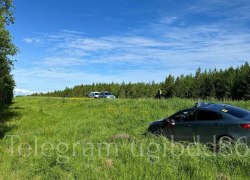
240,124,250,129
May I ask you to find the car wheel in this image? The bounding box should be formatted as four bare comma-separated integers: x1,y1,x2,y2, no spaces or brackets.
152,128,165,136
217,136,235,154
218,136,234,144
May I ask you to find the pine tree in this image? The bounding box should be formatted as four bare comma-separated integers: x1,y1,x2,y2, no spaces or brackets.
163,75,175,98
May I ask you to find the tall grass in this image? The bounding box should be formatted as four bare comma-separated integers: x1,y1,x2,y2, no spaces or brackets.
0,97,250,179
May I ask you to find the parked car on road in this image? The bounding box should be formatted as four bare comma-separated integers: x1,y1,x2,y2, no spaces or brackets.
88,92,100,98
99,91,116,99
148,102,250,145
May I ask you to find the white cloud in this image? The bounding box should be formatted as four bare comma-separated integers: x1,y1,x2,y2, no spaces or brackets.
19,26,250,92
159,16,178,25
14,88,37,96
41,57,88,66
23,38,44,44
14,67,184,92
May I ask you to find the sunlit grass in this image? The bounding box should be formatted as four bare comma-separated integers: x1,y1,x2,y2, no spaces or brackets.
0,96,250,179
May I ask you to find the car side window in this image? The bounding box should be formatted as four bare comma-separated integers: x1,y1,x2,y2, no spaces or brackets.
172,110,196,122
196,110,223,121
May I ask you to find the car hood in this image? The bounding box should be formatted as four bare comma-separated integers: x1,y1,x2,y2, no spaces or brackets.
150,118,167,127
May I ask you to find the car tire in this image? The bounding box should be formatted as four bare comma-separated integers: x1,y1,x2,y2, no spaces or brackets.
218,136,234,144
217,136,235,154
150,128,164,136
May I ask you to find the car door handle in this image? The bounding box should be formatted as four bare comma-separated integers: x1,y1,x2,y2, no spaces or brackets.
213,123,221,126
184,124,191,127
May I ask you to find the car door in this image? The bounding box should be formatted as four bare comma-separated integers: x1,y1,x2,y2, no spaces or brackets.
192,110,224,143
169,110,197,142
99,92,104,98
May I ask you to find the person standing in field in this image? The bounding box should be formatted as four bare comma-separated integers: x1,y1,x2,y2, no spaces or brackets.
157,89,162,100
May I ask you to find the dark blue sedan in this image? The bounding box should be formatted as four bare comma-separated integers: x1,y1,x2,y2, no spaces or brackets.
148,102,250,144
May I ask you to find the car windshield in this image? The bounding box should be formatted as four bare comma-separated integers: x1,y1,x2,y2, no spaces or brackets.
172,110,196,122
94,93,99,95
105,92,112,95
222,105,250,118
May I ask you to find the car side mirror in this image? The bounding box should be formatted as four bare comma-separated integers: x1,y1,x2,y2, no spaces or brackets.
166,119,175,127
170,119,175,126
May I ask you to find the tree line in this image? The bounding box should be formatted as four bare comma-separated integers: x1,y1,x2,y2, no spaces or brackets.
38,62,250,100
0,0,17,106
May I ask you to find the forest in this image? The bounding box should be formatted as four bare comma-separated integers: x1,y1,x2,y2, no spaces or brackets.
38,62,250,100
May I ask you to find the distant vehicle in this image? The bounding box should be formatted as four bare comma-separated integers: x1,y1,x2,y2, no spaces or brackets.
148,102,250,145
99,91,116,99
88,92,100,98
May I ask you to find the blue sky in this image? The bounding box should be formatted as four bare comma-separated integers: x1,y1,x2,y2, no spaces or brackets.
10,0,250,95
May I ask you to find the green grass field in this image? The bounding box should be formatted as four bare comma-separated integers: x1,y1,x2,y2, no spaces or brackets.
1,97,250,179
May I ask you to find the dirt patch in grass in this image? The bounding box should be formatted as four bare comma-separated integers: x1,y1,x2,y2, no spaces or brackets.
216,173,230,180
105,158,114,168
112,133,132,140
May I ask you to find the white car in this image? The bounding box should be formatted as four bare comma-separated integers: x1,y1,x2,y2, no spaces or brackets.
88,92,100,98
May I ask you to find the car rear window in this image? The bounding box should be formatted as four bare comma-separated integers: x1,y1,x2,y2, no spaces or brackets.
221,105,250,118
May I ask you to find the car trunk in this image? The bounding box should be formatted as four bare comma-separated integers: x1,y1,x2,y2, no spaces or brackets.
243,114,250,121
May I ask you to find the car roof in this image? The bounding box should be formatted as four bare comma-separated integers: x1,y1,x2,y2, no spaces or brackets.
177,103,227,114
194,102,250,114
196,102,226,112
169,102,250,120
